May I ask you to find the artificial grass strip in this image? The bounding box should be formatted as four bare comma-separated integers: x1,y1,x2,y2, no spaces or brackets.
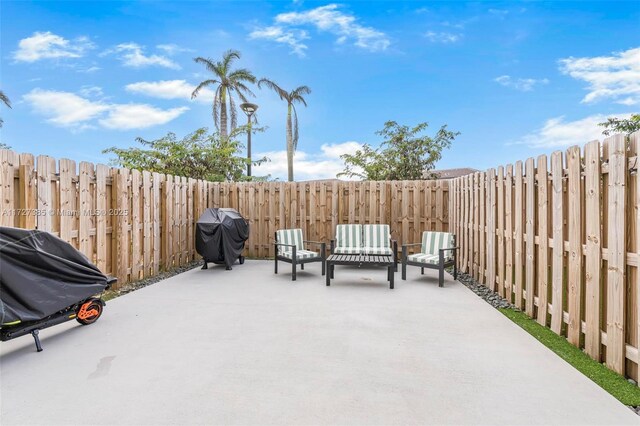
498,307,640,407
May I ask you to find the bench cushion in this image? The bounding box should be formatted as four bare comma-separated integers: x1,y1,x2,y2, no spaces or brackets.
334,246,362,254
335,224,362,250
363,246,393,256
276,228,303,255
363,224,391,249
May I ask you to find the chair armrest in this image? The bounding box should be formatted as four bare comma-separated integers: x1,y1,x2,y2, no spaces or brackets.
402,243,422,248
275,242,297,249
330,239,335,254
439,247,460,252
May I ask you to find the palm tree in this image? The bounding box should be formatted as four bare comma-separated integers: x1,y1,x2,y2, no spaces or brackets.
0,90,11,128
191,50,256,139
258,79,311,181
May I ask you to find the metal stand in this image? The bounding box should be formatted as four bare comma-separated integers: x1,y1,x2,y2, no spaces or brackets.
31,330,43,352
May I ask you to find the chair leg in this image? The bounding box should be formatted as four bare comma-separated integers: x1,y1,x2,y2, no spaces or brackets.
301,263,304,270
454,263,458,280
274,257,278,274
421,267,424,275
292,260,297,281
439,264,444,287
401,259,407,280
321,259,326,276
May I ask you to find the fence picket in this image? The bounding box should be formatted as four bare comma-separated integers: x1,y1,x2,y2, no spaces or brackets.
537,155,549,326
606,135,626,374
567,146,583,346
584,141,602,360
550,152,564,334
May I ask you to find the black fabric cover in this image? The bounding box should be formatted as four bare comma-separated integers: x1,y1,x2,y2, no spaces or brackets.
195,208,249,269
0,227,110,325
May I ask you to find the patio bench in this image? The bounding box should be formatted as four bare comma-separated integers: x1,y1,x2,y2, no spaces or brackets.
330,224,398,271
274,229,325,281
401,231,458,287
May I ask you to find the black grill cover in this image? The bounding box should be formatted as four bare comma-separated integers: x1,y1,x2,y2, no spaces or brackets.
195,208,249,269
0,227,111,325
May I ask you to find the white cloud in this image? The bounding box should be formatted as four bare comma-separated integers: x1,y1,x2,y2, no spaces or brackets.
125,80,214,103
254,141,363,180
559,47,640,105
250,4,389,55
13,31,94,62
78,86,104,97
106,43,181,69
78,66,101,73
512,113,633,148
424,31,462,43
494,75,549,91
99,104,188,130
156,43,193,55
22,89,109,129
23,88,188,131
249,26,309,57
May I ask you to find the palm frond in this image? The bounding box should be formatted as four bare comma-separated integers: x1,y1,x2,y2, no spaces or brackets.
194,57,223,78
221,49,241,73
191,79,217,99
291,86,310,107
235,84,255,100
212,86,222,131
257,78,288,101
0,91,11,108
228,68,257,83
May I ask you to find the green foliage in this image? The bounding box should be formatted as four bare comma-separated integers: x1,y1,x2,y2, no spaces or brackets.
0,89,11,129
599,114,640,136
103,127,267,182
500,308,640,406
338,121,459,181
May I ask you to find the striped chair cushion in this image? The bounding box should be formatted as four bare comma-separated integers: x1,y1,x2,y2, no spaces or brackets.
363,224,391,248
276,228,304,255
421,231,454,260
363,246,394,256
281,249,320,260
334,246,363,254
407,253,441,265
335,224,362,251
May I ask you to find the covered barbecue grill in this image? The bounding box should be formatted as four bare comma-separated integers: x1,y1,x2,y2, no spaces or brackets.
195,208,249,270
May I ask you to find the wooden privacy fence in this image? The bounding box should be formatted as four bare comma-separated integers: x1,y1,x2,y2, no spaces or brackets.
449,132,640,381
221,180,448,258
0,149,448,288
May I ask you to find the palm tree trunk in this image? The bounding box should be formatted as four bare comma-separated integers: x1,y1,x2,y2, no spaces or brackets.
286,104,294,182
220,87,228,139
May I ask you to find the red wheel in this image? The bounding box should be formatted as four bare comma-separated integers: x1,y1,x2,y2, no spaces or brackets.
76,299,104,325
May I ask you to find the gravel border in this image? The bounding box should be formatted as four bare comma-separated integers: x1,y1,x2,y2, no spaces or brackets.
104,260,202,299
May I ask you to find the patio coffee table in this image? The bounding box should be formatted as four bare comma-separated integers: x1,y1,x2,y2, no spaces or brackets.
325,254,395,289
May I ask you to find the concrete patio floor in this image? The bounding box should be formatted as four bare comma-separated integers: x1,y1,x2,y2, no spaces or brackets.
1,260,637,425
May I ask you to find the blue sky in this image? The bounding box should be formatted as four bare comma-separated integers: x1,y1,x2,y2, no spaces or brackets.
1,1,639,180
